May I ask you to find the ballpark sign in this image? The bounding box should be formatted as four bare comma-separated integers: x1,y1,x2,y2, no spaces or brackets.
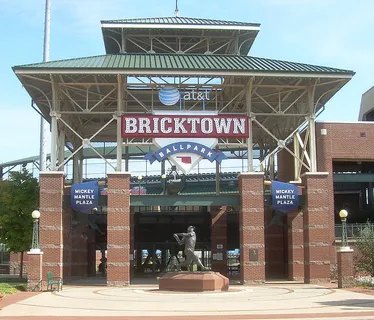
121,115,248,138
122,112,249,174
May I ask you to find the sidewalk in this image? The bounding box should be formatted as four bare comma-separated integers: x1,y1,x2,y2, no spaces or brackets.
1,283,374,319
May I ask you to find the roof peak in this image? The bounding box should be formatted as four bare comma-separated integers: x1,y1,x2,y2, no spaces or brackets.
100,16,260,28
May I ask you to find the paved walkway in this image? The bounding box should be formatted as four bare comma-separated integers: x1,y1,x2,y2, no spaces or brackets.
1,282,374,319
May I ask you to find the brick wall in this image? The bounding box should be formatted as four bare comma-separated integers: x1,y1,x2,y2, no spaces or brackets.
239,172,265,284
316,122,374,270
211,206,228,276
106,172,131,286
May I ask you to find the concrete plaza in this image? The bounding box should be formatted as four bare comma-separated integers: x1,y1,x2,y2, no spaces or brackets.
1,281,374,319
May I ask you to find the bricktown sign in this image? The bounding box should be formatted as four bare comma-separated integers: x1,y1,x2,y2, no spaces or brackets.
122,113,249,174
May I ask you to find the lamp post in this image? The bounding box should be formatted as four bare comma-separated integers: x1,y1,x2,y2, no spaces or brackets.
161,174,167,195
339,209,349,248
31,210,41,252
137,175,143,195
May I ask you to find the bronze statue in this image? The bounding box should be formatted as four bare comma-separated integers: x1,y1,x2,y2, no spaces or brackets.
173,226,209,271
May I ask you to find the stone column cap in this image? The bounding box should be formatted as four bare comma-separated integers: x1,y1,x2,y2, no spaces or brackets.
337,246,353,253
107,171,131,176
27,249,44,255
238,172,265,177
301,172,329,177
39,171,64,176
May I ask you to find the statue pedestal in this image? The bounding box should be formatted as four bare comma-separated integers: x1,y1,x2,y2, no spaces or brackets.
159,271,229,292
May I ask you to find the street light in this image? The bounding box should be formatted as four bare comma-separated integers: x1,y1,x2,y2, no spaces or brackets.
161,174,167,195
339,209,348,248
137,175,143,195
31,210,41,252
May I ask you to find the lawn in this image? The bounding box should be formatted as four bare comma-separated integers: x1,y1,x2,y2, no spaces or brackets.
0,278,27,296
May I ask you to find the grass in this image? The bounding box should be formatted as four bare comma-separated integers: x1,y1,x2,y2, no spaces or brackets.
0,281,27,295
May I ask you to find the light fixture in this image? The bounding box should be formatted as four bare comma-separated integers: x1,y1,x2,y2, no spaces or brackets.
31,210,41,252
31,210,41,219
339,209,349,248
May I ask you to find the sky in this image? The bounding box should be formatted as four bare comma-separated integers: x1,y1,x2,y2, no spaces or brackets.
0,0,373,165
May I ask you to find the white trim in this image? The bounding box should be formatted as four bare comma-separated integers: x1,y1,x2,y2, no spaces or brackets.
317,120,374,124
107,171,131,176
101,23,260,31
15,69,354,79
238,172,265,177
300,172,329,177
337,247,353,253
39,171,64,175
27,249,43,255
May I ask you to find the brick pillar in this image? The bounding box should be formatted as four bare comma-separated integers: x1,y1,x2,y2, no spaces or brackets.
62,198,72,282
106,172,131,286
239,172,265,284
211,206,228,276
39,172,64,281
130,207,135,280
287,209,304,281
26,251,43,291
302,172,331,283
337,248,354,288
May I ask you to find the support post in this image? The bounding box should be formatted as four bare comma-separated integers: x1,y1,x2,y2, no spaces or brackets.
50,77,60,171
58,128,65,171
116,75,124,172
308,87,317,172
246,79,254,171
294,133,300,181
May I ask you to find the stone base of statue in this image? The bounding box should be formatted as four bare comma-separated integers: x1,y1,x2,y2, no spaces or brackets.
159,271,229,292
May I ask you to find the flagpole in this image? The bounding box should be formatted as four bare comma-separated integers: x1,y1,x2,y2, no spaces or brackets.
39,0,51,172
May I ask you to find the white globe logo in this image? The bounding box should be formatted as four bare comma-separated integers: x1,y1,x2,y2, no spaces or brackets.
159,86,180,106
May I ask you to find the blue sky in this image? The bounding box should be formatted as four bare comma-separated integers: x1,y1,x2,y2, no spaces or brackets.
0,0,373,164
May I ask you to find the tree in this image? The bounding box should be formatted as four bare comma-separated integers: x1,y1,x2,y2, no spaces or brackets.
0,169,39,278
354,221,374,277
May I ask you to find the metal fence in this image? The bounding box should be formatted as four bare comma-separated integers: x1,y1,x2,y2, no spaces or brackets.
335,223,374,239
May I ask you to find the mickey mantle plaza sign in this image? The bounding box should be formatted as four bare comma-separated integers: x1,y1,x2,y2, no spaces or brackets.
121,115,249,138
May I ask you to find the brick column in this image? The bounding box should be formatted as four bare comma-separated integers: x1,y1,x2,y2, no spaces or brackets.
211,206,228,276
39,172,64,281
106,172,131,286
239,172,265,284
337,247,354,288
302,172,331,283
130,207,135,280
287,209,304,280
26,251,43,291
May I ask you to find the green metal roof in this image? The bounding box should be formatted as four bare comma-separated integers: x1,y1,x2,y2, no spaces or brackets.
101,16,260,28
13,54,354,76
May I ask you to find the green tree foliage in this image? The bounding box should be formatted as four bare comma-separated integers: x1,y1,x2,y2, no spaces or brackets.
0,169,39,278
354,221,374,277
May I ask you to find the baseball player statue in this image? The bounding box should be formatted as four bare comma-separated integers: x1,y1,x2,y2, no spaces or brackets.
173,226,210,271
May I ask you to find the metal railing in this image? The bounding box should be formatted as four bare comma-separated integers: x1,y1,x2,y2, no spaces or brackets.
335,223,374,239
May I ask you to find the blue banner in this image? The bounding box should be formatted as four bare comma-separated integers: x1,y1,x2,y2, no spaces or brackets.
70,181,99,213
271,181,298,213
144,142,226,164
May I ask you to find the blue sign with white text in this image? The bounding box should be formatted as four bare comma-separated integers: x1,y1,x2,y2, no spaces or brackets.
271,180,298,213
70,181,99,213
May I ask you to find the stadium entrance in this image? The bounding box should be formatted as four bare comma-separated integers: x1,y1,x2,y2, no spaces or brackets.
12,15,354,286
